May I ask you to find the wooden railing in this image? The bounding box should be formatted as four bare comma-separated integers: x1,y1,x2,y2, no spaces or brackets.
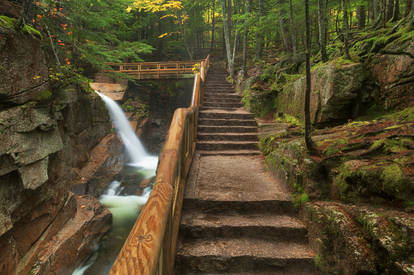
109,54,210,275
105,60,204,79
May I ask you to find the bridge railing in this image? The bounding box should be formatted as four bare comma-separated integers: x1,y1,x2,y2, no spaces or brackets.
109,54,210,275
105,60,204,79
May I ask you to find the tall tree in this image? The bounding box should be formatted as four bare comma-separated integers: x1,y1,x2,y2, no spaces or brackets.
305,0,314,152
210,0,216,51
357,4,366,29
289,0,297,59
391,0,400,21
221,0,235,78
278,0,291,52
405,0,412,17
318,0,328,62
342,0,351,59
256,0,264,59
242,0,250,76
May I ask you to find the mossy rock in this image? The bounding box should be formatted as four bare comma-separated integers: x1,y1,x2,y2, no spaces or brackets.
334,161,412,205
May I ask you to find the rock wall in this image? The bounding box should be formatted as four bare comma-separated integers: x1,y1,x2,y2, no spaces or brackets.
0,28,112,274
259,117,414,274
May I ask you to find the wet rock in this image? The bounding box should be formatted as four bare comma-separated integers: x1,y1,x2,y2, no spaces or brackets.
73,133,124,195
15,193,112,275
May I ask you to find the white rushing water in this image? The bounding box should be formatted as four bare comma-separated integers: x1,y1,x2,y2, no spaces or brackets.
96,91,158,170
72,92,158,275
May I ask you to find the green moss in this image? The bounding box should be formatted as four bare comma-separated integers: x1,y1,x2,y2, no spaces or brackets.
22,24,42,38
381,164,408,195
333,57,354,68
313,253,322,269
323,144,340,157
370,138,411,153
274,113,302,126
334,164,353,199
0,15,16,29
35,90,52,101
382,106,414,122
0,16,41,38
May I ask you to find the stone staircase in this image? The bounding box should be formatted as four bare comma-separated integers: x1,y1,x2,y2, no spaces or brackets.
174,67,319,274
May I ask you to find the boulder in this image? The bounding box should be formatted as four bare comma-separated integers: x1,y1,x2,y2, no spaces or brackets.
277,60,367,126
371,41,414,109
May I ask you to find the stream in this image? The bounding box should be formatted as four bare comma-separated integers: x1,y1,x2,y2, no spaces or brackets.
72,92,158,275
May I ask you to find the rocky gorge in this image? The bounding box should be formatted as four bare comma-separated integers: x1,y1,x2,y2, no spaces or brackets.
0,17,198,273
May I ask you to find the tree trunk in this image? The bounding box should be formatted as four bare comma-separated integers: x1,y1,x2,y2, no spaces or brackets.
409,0,414,27
256,0,264,59
211,0,216,50
405,0,412,17
387,0,395,20
289,0,297,59
278,0,291,52
357,5,366,28
305,0,314,152
242,0,250,76
342,0,352,59
221,0,234,78
392,0,400,21
318,0,328,61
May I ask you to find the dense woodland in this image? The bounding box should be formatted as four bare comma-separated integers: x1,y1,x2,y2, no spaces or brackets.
2,0,414,75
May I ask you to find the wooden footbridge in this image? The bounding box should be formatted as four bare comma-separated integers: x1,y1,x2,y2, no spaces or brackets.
105,58,209,80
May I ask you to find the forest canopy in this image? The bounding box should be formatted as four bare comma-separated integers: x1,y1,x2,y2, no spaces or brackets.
3,0,414,77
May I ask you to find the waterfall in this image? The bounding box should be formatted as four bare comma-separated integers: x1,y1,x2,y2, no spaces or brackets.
71,92,158,275
95,91,158,170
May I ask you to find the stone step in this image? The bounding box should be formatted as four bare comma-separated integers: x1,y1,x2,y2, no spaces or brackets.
197,133,258,141
204,83,233,87
199,118,257,126
179,212,308,242
199,111,255,120
176,272,318,275
204,93,240,98
204,88,234,91
196,141,258,151
200,107,242,111
197,150,261,156
203,98,241,103
183,197,295,216
203,102,243,108
175,238,316,274
198,125,257,133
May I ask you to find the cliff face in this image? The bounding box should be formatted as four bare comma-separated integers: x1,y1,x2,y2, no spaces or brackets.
0,29,112,273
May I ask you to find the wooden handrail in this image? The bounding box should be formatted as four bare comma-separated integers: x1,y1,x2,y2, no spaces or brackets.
105,59,207,80
109,54,209,275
